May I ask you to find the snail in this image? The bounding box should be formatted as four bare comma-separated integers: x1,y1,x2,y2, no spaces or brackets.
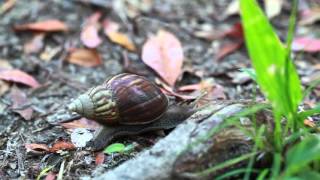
68,73,196,150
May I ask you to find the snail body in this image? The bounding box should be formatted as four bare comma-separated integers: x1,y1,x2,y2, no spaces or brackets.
68,73,195,150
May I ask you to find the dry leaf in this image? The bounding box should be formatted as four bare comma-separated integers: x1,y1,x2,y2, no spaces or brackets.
45,172,56,180
81,12,102,48
0,80,10,96
0,0,16,15
292,37,320,52
10,87,33,120
67,48,102,67
40,46,62,62
61,117,100,129
225,0,240,17
264,0,283,18
14,19,68,32
103,19,136,51
106,31,136,51
215,41,243,61
299,8,320,25
142,30,184,86
49,140,75,152
95,152,105,165
24,33,45,54
25,143,50,153
0,69,40,88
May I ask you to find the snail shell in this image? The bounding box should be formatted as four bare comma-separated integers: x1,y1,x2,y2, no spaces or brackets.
68,73,169,125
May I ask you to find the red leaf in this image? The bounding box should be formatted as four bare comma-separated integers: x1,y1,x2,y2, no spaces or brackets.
45,172,56,180
292,37,320,52
81,12,102,48
10,87,33,120
215,41,243,61
25,143,50,153
0,69,40,88
49,140,75,152
61,118,100,129
142,30,184,86
67,48,102,67
95,152,105,165
14,19,68,32
223,23,243,39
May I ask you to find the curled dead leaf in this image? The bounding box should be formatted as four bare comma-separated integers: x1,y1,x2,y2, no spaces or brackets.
67,48,102,67
49,140,76,152
0,69,40,88
95,152,105,165
14,19,68,32
25,143,50,153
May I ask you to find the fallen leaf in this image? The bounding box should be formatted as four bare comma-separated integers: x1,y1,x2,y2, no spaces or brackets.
299,8,320,25
67,48,102,67
225,0,240,17
0,59,13,69
155,78,196,100
215,41,243,61
81,12,102,48
142,30,184,86
223,23,243,39
0,80,10,96
10,87,33,120
264,0,283,18
103,143,125,154
179,78,226,102
304,119,316,128
61,118,100,129
0,69,40,88
24,33,45,54
40,46,62,62
0,0,16,15
49,140,75,152
95,152,105,165
14,19,68,32
106,31,136,51
25,143,49,153
45,172,56,180
81,25,102,48
292,37,320,52
103,19,136,51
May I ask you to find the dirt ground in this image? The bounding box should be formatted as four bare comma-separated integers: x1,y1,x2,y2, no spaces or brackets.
0,0,319,179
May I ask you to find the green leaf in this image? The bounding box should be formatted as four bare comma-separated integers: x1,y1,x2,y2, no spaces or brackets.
240,0,302,118
103,143,126,154
285,135,320,176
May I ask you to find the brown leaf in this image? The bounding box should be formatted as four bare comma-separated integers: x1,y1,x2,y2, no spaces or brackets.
95,152,105,165
299,8,320,25
0,80,10,96
61,118,100,129
14,19,68,32
0,69,40,88
24,33,45,54
25,143,50,153
67,48,102,67
81,12,102,48
215,41,243,61
178,78,226,105
49,140,76,152
0,0,16,15
142,30,184,86
10,87,33,120
103,19,136,51
45,172,56,180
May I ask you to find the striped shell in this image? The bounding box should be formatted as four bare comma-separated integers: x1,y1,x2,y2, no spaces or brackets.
68,73,169,125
